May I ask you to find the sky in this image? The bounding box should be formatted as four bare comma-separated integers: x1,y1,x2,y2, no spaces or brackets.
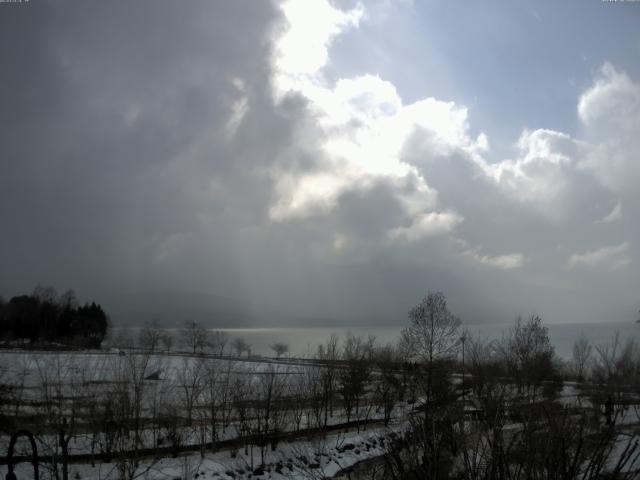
1,0,639,327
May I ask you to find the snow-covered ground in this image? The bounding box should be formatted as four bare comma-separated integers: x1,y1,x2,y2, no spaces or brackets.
0,349,411,480
0,425,397,480
3,349,640,478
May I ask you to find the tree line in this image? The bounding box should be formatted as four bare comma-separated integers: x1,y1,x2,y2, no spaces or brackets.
373,291,640,479
0,285,109,348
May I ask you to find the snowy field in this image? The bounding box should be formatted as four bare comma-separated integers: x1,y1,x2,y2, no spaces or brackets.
2,348,640,479
0,426,396,480
0,349,411,479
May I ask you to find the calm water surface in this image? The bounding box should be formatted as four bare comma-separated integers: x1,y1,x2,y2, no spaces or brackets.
215,322,640,359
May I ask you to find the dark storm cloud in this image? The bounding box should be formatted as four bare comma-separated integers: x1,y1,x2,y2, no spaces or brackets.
0,0,413,326
0,0,285,322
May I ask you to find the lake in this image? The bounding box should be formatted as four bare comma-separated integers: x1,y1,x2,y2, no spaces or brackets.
215,321,640,359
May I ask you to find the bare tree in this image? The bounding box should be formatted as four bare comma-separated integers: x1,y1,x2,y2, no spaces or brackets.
157,401,183,458
400,291,461,365
591,333,640,417
270,342,289,358
106,350,160,479
113,327,135,350
32,284,59,303
181,320,210,354
211,330,229,356
286,372,307,432
339,333,371,429
465,335,503,400
255,365,288,466
218,360,235,433
373,344,400,426
202,360,223,449
137,320,162,351
160,330,174,352
454,391,640,480
572,334,593,381
79,355,112,468
34,354,77,480
176,357,206,426
400,291,461,406
232,337,250,357
364,334,377,361
1,353,31,425
500,315,557,400
304,365,326,429
317,333,340,425
58,289,78,310
231,368,253,459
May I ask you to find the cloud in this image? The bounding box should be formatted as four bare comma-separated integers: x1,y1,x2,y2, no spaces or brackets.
273,0,363,93
568,242,631,270
0,0,283,315
597,202,622,224
578,63,640,131
388,211,463,242
578,63,640,197
464,250,525,270
269,0,485,241
225,78,249,139
481,128,609,223
265,1,639,321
